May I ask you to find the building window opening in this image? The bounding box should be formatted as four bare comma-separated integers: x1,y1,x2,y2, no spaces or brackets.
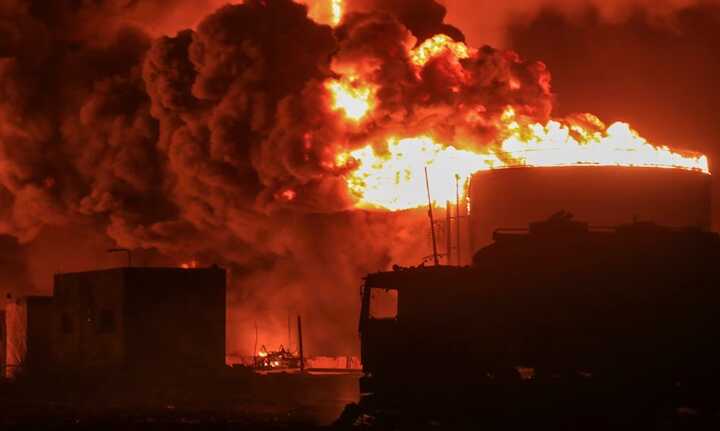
369,288,398,320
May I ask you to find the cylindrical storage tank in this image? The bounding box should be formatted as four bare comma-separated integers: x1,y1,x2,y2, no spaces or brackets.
468,166,711,252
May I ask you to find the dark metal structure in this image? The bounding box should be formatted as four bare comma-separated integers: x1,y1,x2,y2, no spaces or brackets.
359,214,720,413
53,267,226,375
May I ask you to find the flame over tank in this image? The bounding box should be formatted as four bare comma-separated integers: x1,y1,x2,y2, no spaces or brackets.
322,30,709,211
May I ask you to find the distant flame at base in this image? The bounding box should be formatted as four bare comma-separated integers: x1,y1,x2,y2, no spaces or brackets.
180,260,199,269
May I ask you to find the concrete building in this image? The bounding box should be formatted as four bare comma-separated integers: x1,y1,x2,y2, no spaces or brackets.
3,296,54,378
53,267,226,374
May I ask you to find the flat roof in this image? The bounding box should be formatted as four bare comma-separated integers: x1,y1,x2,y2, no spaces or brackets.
55,266,225,277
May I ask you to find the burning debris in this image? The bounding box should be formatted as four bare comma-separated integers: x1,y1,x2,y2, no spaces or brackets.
255,345,302,370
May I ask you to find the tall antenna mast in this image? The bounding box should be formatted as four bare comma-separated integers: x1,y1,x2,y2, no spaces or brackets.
425,167,440,266
455,174,462,266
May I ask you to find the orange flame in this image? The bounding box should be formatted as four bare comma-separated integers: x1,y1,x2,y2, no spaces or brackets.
337,136,498,210
326,75,375,121
337,107,708,210
180,260,199,269
499,108,708,173
410,34,473,67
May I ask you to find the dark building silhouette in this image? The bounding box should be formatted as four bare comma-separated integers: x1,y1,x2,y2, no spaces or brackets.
53,267,226,374
3,296,54,378
359,214,720,412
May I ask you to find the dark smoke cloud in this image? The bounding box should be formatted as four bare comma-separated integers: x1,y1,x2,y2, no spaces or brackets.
346,0,465,42
0,0,559,357
508,1,720,227
441,0,720,47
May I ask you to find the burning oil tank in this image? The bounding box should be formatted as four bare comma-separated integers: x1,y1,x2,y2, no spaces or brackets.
468,166,711,251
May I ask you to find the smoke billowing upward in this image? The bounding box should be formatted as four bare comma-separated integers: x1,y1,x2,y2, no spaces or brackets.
0,0,716,357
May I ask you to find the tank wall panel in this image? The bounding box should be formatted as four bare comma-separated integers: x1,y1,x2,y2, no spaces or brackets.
469,167,711,251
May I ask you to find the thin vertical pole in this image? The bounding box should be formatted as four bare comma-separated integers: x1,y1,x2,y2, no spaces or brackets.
287,310,291,351
297,315,305,373
253,321,258,368
456,175,462,266
425,167,440,266
446,200,452,265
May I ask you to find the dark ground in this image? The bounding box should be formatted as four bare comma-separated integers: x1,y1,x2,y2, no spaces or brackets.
0,368,358,430
2,369,720,430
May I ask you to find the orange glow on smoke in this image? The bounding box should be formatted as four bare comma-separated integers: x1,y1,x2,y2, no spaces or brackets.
297,0,343,27
180,260,199,269
336,107,709,210
326,75,375,121
410,34,473,67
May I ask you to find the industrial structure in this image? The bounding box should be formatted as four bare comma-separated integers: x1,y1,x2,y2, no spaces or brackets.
53,267,226,374
468,166,712,250
359,213,720,412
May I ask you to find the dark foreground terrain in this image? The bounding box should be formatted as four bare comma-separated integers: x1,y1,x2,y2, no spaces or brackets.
0,368,358,430
2,369,720,430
